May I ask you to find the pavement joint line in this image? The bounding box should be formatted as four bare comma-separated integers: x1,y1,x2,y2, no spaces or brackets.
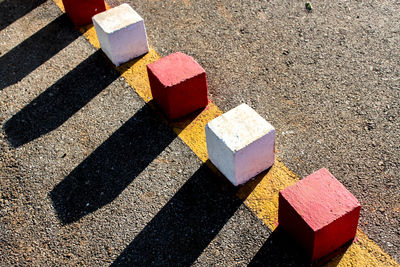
52,0,399,265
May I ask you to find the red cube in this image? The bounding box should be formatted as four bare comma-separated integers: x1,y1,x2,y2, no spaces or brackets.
62,0,106,27
278,168,361,262
147,52,209,119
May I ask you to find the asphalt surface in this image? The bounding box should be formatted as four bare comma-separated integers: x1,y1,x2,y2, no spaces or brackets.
0,0,399,265
130,0,400,261
0,1,306,266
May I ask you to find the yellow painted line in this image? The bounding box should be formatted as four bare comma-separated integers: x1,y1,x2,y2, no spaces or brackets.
117,48,160,102
238,162,399,266
328,230,399,266
80,24,100,48
170,102,222,162
53,1,399,266
237,160,298,230
53,0,65,12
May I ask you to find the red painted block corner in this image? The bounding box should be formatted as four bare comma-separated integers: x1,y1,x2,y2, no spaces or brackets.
147,52,209,119
278,168,361,262
62,0,106,27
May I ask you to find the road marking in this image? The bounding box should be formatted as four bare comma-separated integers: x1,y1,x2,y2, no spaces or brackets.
52,1,399,265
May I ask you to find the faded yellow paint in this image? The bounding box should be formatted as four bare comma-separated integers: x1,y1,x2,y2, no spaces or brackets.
182,0,191,7
218,4,233,22
237,162,400,266
52,1,400,265
71,13,160,102
53,0,65,11
237,159,298,229
80,25,100,48
328,230,399,266
171,102,222,162
118,48,160,102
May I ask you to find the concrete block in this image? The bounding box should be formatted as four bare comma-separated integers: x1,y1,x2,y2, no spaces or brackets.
147,52,209,119
279,168,361,262
92,4,149,66
205,103,275,186
62,0,106,27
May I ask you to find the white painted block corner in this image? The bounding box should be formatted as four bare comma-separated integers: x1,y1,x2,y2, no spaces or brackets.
205,103,275,186
92,3,149,66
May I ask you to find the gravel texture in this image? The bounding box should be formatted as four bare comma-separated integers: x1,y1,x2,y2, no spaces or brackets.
0,1,303,265
0,0,399,265
130,0,400,261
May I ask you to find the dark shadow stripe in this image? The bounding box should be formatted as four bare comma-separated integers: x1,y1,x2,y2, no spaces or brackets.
0,14,79,90
49,103,177,224
111,163,242,267
0,0,46,32
3,50,119,147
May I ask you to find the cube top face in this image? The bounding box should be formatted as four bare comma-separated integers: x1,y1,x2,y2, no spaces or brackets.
147,52,205,87
92,4,143,34
280,168,360,231
62,0,106,26
206,104,275,152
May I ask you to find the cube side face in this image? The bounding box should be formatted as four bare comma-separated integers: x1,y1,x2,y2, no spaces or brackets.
313,205,361,261
278,192,315,257
167,72,208,119
147,66,170,116
62,0,106,26
234,130,275,185
283,168,361,231
280,168,362,262
107,21,149,66
93,19,113,63
206,124,236,185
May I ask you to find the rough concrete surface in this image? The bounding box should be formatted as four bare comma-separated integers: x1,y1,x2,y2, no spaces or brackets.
279,168,361,261
93,3,149,66
206,103,275,186
147,52,208,119
0,0,399,266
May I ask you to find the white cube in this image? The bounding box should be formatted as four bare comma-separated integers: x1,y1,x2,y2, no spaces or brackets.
205,104,275,186
92,4,149,66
